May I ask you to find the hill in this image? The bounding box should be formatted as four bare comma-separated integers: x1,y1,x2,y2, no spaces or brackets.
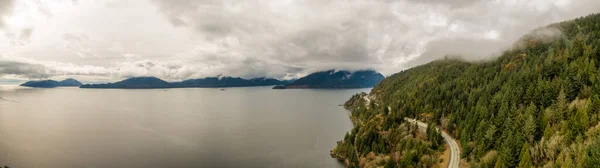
273,70,384,89
20,78,83,88
173,76,292,88
80,77,171,89
57,78,83,86
332,14,600,167
80,76,293,89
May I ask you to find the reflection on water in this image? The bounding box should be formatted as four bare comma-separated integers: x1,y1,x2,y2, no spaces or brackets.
0,86,368,167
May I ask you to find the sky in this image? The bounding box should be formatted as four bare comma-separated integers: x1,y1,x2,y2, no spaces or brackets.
0,0,599,83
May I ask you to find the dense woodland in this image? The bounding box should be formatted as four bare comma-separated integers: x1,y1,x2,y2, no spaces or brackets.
332,13,600,167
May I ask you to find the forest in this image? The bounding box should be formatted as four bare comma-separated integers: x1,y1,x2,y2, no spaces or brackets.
332,13,600,168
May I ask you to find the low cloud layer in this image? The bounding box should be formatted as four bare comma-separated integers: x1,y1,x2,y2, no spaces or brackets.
0,60,50,79
0,0,599,82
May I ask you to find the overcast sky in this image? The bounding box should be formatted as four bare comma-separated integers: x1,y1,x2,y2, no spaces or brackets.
0,0,598,83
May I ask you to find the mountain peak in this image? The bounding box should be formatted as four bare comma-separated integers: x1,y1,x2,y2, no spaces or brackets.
21,78,83,88
274,69,384,89
58,78,83,86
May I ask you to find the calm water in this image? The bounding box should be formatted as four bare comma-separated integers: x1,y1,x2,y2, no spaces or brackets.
0,86,368,168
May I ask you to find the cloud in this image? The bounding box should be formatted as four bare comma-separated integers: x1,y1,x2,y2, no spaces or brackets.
147,0,397,77
43,61,112,76
411,0,480,8
148,0,600,77
1,0,600,82
0,57,111,80
0,60,52,79
4,27,34,45
20,27,33,40
0,0,15,29
31,0,52,17
61,33,103,58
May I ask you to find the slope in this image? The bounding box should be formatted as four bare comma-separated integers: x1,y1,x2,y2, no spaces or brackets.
334,13,600,168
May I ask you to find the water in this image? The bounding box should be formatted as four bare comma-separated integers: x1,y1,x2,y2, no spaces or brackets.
0,86,368,168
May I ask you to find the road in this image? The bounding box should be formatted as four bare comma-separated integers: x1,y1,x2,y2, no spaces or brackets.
405,118,460,168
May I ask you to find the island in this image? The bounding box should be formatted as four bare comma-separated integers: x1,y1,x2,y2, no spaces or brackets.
272,70,384,89
80,77,171,89
20,78,83,88
80,76,294,89
173,76,293,88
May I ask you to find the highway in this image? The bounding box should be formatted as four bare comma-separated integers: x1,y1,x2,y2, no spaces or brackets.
405,118,460,168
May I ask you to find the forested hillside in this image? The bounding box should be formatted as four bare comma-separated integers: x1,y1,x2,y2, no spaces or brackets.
333,13,600,168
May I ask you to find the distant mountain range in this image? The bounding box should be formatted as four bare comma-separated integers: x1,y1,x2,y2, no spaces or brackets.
80,77,171,89
80,76,294,89
21,70,383,89
173,76,295,88
20,78,83,88
273,70,384,89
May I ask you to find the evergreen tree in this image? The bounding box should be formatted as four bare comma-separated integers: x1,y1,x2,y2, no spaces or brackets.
333,14,600,167
517,143,533,168
584,137,600,168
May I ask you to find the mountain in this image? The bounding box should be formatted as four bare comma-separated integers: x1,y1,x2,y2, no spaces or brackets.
58,78,83,86
172,76,292,88
20,80,60,88
332,14,600,167
20,78,83,88
273,70,384,89
80,76,171,89
80,76,293,89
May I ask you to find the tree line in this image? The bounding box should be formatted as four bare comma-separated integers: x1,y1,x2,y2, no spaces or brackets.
333,13,600,168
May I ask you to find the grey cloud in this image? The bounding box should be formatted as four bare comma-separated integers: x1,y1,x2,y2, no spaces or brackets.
0,0,15,29
229,58,306,79
63,33,85,43
32,0,52,17
282,26,369,63
148,0,600,78
0,59,114,80
169,17,188,27
18,28,34,44
0,0,51,30
0,60,53,79
20,28,33,40
61,33,115,60
3,0,600,82
410,38,507,67
407,0,481,8
4,27,35,46
149,0,383,78
511,27,564,51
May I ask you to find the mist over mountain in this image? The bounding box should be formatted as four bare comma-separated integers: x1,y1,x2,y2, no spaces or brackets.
274,70,384,89
332,13,600,168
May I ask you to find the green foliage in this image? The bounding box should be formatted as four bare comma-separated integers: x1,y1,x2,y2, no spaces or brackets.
584,136,600,168
334,13,600,168
384,159,395,168
331,118,439,168
517,143,533,168
426,122,444,150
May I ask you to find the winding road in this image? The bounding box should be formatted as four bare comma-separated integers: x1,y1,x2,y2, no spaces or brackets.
405,118,460,168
